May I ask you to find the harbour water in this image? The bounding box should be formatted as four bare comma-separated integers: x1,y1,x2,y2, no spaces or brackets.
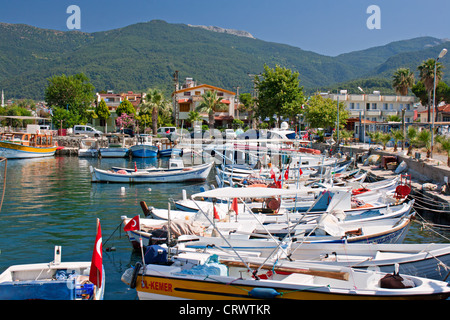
0,156,448,300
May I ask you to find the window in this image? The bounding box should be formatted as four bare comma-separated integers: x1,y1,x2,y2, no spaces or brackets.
350,103,354,110
389,104,394,110
371,103,377,110
356,103,360,110
179,104,190,112
184,91,191,96
406,104,411,111
383,103,388,110
195,91,201,96
217,92,224,97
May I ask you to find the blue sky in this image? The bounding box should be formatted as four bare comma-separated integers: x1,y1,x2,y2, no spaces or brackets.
1,0,449,56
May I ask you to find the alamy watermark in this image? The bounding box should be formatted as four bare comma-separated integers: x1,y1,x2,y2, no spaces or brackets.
366,5,381,30
66,5,81,30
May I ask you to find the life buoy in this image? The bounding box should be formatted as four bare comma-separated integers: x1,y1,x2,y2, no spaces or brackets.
130,262,142,289
352,188,370,195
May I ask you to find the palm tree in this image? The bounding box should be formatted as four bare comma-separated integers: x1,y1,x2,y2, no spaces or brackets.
187,110,203,126
196,91,228,129
380,132,391,150
406,126,418,156
417,129,432,158
142,89,168,135
436,135,450,166
418,59,444,122
392,68,415,96
390,129,404,152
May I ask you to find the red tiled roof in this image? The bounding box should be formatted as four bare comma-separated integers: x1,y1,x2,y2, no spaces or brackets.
417,104,450,113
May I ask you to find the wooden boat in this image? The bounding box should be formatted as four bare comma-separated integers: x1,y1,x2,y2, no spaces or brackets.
0,246,104,300
99,144,129,158
90,161,213,183
159,148,182,157
130,135,158,158
276,242,450,282
78,138,99,157
121,246,450,300
0,132,57,159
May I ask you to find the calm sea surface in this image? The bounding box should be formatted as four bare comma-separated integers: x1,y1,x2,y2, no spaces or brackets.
0,156,448,300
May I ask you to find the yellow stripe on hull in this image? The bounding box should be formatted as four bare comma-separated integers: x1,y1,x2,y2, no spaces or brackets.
0,141,57,158
135,274,447,301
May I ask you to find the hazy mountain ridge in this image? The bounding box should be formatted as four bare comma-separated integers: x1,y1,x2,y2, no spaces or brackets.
0,20,448,100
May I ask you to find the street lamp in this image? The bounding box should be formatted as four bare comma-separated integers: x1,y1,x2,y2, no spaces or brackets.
358,87,366,144
431,48,447,158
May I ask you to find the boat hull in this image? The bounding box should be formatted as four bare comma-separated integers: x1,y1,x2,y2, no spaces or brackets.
133,271,449,301
0,142,57,159
159,148,182,157
130,145,159,158
91,162,213,183
99,147,128,158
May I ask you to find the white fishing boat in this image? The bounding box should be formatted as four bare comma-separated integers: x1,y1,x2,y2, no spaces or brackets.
121,245,450,300
90,161,213,183
99,144,129,158
130,134,158,158
0,220,104,300
78,138,99,157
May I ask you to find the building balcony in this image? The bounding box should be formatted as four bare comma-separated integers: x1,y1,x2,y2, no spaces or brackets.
366,110,381,116
382,110,398,116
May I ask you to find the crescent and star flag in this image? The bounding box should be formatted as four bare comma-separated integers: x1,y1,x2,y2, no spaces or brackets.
123,215,140,232
89,219,103,288
231,198,238,215
299,167,303,176
213,206,220,220
284,165,289,180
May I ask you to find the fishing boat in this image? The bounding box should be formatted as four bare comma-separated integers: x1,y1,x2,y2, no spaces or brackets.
275,242,450,281
0,131,58,159
78,138,99,157
99,144,129,158
121,245,450,300
90,161,213,183
130,135,158,158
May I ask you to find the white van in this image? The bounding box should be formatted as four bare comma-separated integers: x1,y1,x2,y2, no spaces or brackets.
157,127,176,137
73,125,102,137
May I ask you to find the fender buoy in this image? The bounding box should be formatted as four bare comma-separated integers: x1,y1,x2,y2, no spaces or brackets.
130,262,142,289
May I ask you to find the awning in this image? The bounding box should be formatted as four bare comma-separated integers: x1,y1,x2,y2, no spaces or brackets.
221,99,230,104
214,115,234,121
178,98,192,103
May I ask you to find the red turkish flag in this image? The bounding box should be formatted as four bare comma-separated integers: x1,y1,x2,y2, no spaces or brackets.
231,198,238,215
123,215,140,232
89,219,103,288
213,206,220,220
284,165,289,180
299,168,303,176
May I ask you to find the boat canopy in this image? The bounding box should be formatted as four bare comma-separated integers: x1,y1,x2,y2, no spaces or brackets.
191,186,351,200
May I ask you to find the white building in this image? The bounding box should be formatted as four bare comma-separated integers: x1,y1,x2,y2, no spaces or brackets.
320,90,416,139
172,78,236,127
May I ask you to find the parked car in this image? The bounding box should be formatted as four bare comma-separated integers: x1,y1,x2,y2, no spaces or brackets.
73,125,102,137
157,127,176,137
223,129,236,139
115,128,135,137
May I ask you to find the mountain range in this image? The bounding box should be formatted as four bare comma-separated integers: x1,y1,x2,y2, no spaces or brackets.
0,19,449,100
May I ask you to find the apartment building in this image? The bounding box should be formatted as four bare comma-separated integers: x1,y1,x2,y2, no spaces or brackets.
173,78,236,127
320,90,416,139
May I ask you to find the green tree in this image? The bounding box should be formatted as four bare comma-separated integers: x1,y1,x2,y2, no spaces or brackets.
436,135,450,166
196,90,228,129
418,59,444,122
141,89,171,134
95,99,111,133
406,126,418,156
51,106,82,129
303,95,348,130
380,132,391,150
44,73,95,118
390,128,404,152
392,68,415,96
254,64,304,125
417,129,432,158
116,99,136,117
